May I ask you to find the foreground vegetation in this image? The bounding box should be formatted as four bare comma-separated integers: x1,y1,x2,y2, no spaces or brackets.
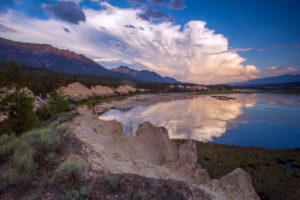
196,142,300,200
173,139,300,200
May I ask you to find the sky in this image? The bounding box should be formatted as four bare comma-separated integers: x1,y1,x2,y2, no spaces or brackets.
0,0,299,84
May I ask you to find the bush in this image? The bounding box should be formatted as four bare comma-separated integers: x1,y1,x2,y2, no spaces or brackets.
62,185,90,200
1,90,39,135
36,104,52,121
25,122,68,155
13,151,36,173
58,160,85,182
49,90,71,115
108,176,122,191
37,111,77,128
0,134,17,163
132,192,146,200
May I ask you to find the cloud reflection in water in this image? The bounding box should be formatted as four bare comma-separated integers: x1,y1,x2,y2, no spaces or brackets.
100,94,258,142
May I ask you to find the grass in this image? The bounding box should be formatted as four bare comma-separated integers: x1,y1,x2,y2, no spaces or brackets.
194,141,300,200
72,93,141,108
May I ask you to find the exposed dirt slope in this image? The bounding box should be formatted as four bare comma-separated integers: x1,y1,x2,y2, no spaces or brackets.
68,106,260,200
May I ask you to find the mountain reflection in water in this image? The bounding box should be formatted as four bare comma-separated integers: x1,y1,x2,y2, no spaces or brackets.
100,93,300,149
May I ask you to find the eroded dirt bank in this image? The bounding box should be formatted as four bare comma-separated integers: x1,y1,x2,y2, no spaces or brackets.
67,106,259,200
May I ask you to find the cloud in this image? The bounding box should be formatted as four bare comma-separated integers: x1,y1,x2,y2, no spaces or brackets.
0,23,16,33
129,0,145,4
100,94,257,142
148,0,185,9
0,3,260,84
268,65,299,74
138,8,168,21
61,26,71,33
124,24,136,29
46,1,86,24
258,44,300,51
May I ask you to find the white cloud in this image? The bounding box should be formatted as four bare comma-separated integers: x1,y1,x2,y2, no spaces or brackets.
0,2,260,84
268,65,299,74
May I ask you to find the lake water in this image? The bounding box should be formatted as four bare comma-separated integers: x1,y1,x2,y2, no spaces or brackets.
100,93,300,149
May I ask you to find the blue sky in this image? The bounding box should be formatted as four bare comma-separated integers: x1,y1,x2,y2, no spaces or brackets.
0,0,299,83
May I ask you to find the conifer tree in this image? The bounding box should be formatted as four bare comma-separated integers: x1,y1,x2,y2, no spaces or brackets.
0,61,38,135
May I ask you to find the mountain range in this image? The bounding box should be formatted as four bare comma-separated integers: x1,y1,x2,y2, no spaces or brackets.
229,74,300,87
111,66,179,83
0,37,179,83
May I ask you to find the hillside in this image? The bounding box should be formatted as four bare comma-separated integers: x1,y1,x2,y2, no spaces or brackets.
111,66,179,83
0,37,129,78
229,74,300,87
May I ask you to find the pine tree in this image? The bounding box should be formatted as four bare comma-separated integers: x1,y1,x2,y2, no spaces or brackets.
4,90,38,135
48,90,70,115
0,60,38,135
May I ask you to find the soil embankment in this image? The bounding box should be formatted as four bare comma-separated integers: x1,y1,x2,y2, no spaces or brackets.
67,106,259,199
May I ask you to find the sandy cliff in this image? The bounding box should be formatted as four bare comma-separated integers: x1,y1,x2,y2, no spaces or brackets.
61,82,148,101
68,106,259,200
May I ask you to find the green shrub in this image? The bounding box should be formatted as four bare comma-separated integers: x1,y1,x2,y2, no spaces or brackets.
8,170,26,185
108,176,122,191
1,90,39,135
45,152,58,166
62,185,90,200
0,133,17,163
38,111,77,128
25,122,68,155
79,185,90,198
132,192,146,200
58,160,85,182
13,138,36,174
36,104,52,121
49,90,71,115
55,112,77,123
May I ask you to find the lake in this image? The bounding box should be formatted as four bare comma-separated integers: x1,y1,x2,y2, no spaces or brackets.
100,93,300,149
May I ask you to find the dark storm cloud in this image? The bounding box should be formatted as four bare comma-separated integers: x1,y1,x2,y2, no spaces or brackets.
47,1,86,25
62,26,71,33
137,8,168,21
124,24,136,29
148,0,185,9
169,0,185,9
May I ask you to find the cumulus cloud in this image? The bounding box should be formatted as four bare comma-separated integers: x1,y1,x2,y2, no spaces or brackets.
268,65,299,74
46,1,86,24
0,2,259,84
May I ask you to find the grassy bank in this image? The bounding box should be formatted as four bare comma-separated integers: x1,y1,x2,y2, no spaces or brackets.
72,93,141,108
195,142,300,200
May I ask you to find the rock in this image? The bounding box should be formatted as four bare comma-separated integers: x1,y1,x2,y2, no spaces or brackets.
90,85,115,97
61,82,147,101
190,168,260,200
115,85,137,94
68,106,259,199
34,96,48,110
61,82,92,101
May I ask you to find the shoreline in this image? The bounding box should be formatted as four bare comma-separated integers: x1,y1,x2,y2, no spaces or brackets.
94,92,300,200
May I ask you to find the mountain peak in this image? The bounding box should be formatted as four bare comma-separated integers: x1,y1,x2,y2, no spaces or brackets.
229,73,300,87
0,37,128,78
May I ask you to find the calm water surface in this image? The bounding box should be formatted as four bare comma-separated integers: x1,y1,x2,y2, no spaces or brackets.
100,93,300,149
